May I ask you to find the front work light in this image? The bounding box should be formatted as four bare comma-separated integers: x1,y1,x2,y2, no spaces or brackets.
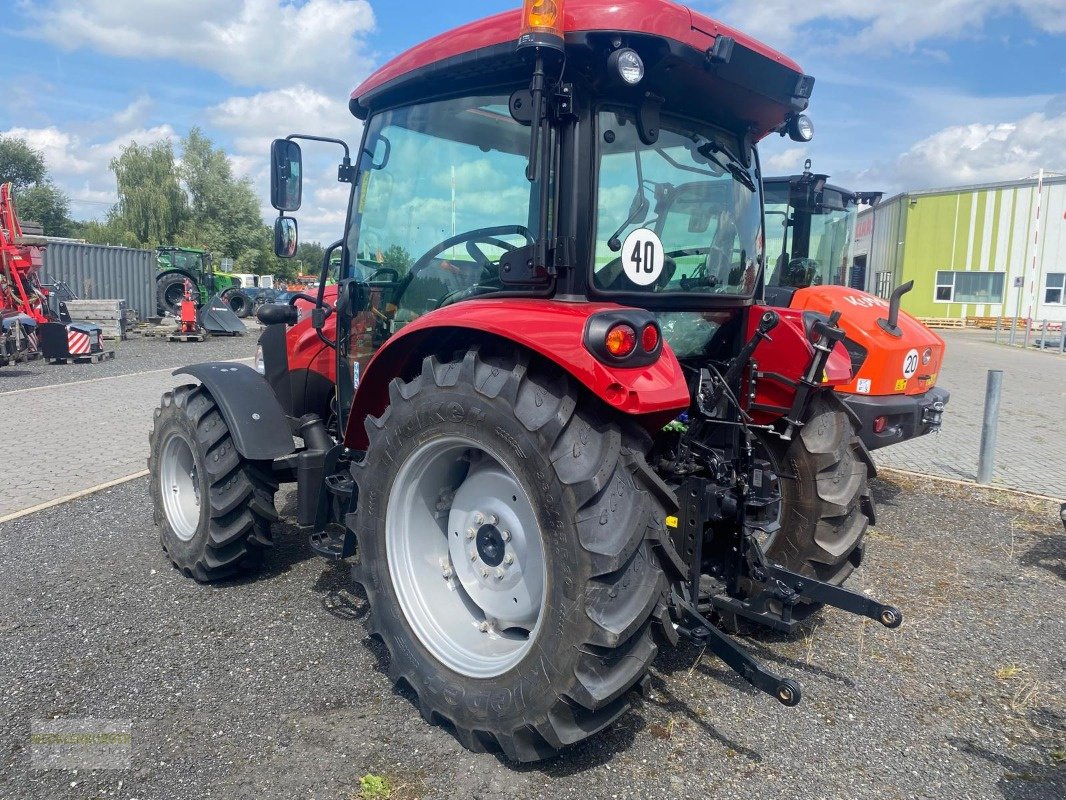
518,0,565,51
788,114,815,142
608,48,645,85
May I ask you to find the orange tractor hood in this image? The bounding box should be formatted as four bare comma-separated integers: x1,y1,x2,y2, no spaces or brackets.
788,286,946,398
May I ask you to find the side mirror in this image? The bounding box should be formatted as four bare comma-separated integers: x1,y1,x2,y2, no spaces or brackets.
274,216,298,259
271,139,303,211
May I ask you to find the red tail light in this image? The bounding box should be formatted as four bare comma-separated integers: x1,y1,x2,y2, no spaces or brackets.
641,324,660,352
605,324,637,358
873,416,888,434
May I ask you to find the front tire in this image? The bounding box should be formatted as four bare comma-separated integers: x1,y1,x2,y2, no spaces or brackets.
148,384,278,582
222,289,254,318
352,348,673,761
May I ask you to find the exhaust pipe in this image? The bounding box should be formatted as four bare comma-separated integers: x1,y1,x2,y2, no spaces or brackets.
296,414,333,527
877,281,914,338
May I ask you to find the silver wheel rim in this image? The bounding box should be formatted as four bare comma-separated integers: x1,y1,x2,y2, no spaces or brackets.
386,436,546,679
160,433,201,542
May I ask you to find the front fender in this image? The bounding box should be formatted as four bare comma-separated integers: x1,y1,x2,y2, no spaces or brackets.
343,299,690,449
175,363,295,460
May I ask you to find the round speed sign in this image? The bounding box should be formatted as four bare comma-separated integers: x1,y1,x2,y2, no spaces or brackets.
620,228,666,287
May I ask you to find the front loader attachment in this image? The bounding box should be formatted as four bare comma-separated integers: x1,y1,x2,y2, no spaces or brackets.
198,294,246,336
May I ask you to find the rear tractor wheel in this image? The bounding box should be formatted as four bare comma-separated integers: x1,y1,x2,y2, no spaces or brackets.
352,348,674,761
726,393,874,631
221,289,254,318
148,384,279,582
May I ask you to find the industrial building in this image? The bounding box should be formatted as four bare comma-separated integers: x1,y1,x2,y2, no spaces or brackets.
853,173,1066,323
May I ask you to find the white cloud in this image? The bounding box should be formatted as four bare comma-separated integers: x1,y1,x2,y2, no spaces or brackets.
2,123,179,211
24,0,376,93
706,0,1066,51
890,109,1066,187
761,147,810,174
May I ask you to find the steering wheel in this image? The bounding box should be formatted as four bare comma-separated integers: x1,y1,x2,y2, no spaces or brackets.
597,252,678,292
409,225,534,278
368,267,400,283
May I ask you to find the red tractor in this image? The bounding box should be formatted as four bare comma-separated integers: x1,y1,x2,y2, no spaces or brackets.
149,0,904,761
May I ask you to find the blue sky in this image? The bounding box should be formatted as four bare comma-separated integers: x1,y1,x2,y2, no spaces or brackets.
2,0,1063,242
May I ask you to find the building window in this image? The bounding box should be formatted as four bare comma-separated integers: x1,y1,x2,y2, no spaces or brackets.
1045,273,1065,305
934,271,1005,303
875,271,893,299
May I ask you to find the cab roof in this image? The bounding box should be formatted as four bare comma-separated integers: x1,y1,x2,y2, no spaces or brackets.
350,0,811,138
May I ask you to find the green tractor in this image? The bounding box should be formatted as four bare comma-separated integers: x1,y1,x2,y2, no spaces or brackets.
155,247,254,318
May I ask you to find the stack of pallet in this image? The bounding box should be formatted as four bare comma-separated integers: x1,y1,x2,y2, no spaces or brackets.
64,299,127,340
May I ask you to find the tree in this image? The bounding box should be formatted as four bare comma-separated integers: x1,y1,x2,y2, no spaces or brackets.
0,136,47,191
0,135,74,236
111,140,188,246
295,240,326,275
16,183,72,237
179,128,265,263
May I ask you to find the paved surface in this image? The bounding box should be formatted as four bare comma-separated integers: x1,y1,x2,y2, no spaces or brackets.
0,333,258,518
877,329,1066,499
0,476,1062,799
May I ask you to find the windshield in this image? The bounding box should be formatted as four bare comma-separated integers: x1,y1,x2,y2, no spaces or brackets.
346,94,541,319
592,109,762,298
764,183,855,289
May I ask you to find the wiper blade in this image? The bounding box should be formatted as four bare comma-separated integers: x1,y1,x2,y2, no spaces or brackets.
696,142,755,193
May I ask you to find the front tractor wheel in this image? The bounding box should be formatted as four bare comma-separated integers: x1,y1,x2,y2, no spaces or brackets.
352,349,672,761
148,385,278,582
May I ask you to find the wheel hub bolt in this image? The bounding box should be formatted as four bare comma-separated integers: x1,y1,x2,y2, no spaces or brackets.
501,530,511,542
442,567,453,580
494,568,505,580
466,528,476,540
469,550,478,561
480,568,490,578
488,514,499,525
472,512,484,526
504,554,514,566
478,622,490,633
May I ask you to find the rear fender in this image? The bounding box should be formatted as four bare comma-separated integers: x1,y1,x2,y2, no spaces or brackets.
175,363,295,461
342,299,690,450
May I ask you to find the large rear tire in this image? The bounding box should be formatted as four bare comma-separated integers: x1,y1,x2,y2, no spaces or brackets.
222,289,254,318
156,272,197,317
352,348,674,761
148,384,279,582
724,393,874,631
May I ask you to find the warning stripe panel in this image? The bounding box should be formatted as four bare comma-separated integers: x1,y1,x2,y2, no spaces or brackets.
67,330,91,355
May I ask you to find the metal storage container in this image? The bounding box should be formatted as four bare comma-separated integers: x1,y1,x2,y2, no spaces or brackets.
42,243,156,322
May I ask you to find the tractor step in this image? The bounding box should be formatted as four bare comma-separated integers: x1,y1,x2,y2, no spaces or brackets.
309,528,357,560
167,333,206,343
46,350,115,365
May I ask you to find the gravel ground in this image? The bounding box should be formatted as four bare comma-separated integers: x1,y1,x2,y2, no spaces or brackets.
0,327,262,393
0,477,1062,800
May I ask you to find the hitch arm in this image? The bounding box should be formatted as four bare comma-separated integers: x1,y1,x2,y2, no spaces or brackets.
672,593,801,706
765,566,904,628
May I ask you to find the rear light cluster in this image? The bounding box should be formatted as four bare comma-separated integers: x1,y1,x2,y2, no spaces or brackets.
585,312,663,367
604,323,660,358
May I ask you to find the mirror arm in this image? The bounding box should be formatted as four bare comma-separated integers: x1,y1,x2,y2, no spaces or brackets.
310,239,344,351
286,134,356,184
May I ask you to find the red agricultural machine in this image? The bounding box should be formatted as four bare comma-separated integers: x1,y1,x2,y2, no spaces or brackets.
0,182,48,365
150,0,908,761
763,165,949,450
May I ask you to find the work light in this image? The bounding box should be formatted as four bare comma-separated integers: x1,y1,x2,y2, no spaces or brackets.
609,48,645,85
788,114,815,142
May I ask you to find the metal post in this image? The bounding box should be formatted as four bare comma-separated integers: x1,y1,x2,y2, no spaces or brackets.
1024,319,1032,350
977,370,1003,485
1009,317,1017,346
994,316,1001,344
1040,319,1048,350
1060,324,1065,355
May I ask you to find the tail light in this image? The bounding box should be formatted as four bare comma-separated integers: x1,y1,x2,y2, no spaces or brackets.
873,416,888,434
641,323,659,352
605,324,637,358
584,311,663,367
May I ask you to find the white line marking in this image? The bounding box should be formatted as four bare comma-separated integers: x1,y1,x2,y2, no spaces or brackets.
0,470,151,524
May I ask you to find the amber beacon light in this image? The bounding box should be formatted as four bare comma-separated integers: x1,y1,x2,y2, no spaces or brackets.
518,0,565,51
